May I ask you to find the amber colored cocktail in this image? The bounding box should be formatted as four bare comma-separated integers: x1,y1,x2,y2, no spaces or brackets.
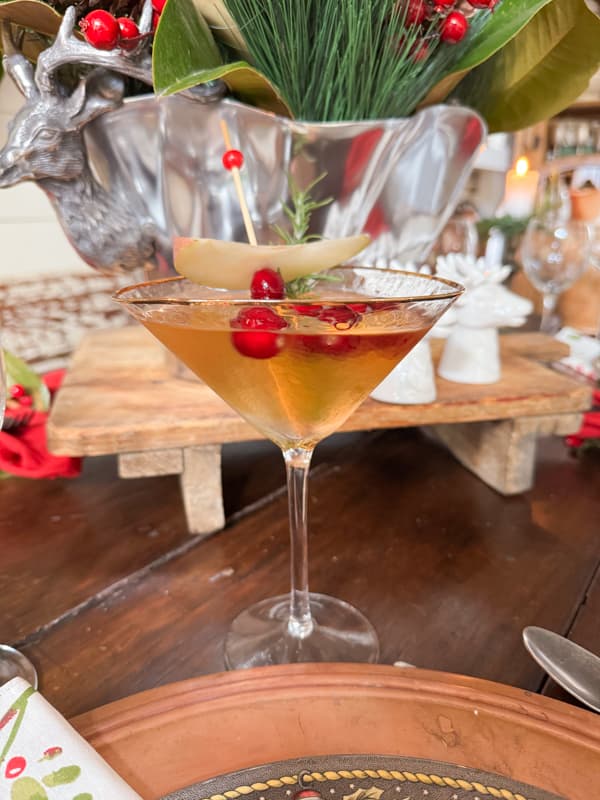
116,267,462,668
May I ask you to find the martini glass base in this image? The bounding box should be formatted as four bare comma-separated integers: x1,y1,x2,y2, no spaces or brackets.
224,593,379,669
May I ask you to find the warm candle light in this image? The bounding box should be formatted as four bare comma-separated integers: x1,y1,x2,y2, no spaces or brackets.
500,156,539,218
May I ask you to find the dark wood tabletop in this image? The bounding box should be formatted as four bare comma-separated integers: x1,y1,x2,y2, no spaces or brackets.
1,427,599,719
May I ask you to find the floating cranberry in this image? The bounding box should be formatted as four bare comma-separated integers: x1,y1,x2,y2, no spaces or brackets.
231,307,287,359
117,17,140,49
293,304,323,317
297,333,361,357
5,756,26,779
347,302,368,313
80,10,121,50
9,384,26,399
318,305,360,329
251,268,285,300
440,10,469,42
222,149,244,171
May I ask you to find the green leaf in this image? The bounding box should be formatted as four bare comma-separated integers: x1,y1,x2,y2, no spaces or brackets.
0,0,62,37
453,0,600,132
3,350,50,411
195,0,248,54
41,765,81,786
422,0,554,106
152,0,291,116
10,777,48,800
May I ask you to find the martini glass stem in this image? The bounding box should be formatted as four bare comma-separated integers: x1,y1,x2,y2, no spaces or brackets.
284,446,315,639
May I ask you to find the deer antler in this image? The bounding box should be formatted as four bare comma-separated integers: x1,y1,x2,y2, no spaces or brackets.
1,21,38,98
35,3,153,96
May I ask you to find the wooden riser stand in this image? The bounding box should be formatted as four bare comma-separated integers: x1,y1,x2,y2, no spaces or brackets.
48,328,592,535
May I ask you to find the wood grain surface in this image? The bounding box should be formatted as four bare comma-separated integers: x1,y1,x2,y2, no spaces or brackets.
1,429,598,724
47,329,591,456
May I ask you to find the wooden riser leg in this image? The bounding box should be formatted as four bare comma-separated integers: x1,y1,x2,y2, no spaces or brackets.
430,413,583,496
118,446,225,536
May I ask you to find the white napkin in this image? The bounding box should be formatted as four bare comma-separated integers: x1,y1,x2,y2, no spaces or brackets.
555,326,600,381
0,677,143,799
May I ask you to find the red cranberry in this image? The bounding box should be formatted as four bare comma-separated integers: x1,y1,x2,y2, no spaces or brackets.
117,17,140,49
293,304,323,317
18,395,33,407
402,0,428,25
231,307,287,359
80,10,121,50
251,268,285,300
318,305,360,329
9,384,26,399
297,333,361,357
440,10,469,42
347,302,368,313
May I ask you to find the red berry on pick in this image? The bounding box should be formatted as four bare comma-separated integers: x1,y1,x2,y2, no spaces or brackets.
9,384,26,399
402,0,428,25
251,268,285,300
231,307,287,359
440,10,469,42
222,149,244,171
117,17,140,49
80,10,121,50
152,0,167,12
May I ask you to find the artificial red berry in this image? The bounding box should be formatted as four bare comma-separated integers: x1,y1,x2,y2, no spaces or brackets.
410,40,429,62
318,305,360,329
231,307,287,359
152,10,160,30
251,268,285,300
80,10,121,50
402,0,428,25
18,395,33,407
434,0,456,7
222,149,244,171
468,0,497,6
152,0,167,12
9,384,26,399
5,756,26,779
117,17,140,49
440,10,469,42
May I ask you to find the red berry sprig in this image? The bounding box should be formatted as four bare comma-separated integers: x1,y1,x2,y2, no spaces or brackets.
117,17,141,50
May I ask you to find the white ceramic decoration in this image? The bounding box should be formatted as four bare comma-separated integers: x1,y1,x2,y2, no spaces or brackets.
436,254,533,384
371,336,437,405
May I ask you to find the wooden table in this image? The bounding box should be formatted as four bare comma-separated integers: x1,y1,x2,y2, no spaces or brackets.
0,426,599,720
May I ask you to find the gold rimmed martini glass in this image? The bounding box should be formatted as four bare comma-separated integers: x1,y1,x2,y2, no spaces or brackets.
115,266,462,668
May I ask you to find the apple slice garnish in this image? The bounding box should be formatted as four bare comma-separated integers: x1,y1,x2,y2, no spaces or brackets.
173,235,370,289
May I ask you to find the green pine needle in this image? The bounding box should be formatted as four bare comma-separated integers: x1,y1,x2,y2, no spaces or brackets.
223,0,490,121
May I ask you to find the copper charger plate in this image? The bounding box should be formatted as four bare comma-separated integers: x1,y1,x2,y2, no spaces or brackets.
72,665,600,800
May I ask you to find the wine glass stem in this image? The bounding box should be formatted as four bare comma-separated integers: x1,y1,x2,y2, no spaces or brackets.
541,292,558,333
283,446,315,640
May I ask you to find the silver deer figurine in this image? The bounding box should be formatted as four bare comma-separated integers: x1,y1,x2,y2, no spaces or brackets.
0,2,160,274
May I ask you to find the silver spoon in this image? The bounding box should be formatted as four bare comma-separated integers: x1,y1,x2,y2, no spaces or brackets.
523,626,600,713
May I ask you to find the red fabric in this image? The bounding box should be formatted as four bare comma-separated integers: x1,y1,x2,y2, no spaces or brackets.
0,370,82,479
566,389,600,449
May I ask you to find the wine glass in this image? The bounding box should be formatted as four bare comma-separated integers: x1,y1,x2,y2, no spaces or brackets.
116,267,461,669
521,218,591,334
0,345,39,688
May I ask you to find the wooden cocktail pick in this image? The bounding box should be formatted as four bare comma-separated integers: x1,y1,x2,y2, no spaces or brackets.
220,119,258,246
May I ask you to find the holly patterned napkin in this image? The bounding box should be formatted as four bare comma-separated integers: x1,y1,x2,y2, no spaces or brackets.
0,677,143,800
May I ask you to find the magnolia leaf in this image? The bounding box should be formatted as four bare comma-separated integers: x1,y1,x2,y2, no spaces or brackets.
3,350,50,411
0,0,62,36
422,0,553,107
195,0,248,55
453,0,600,132
152,0,290,115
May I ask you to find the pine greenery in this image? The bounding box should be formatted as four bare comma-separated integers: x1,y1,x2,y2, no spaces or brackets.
223,0,487,121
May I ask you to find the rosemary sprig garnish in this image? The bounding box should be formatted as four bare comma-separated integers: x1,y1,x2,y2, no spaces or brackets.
285,271,341,299
273,172,333,246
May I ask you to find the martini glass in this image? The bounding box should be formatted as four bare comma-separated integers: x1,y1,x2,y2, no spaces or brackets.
116,267,462,668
